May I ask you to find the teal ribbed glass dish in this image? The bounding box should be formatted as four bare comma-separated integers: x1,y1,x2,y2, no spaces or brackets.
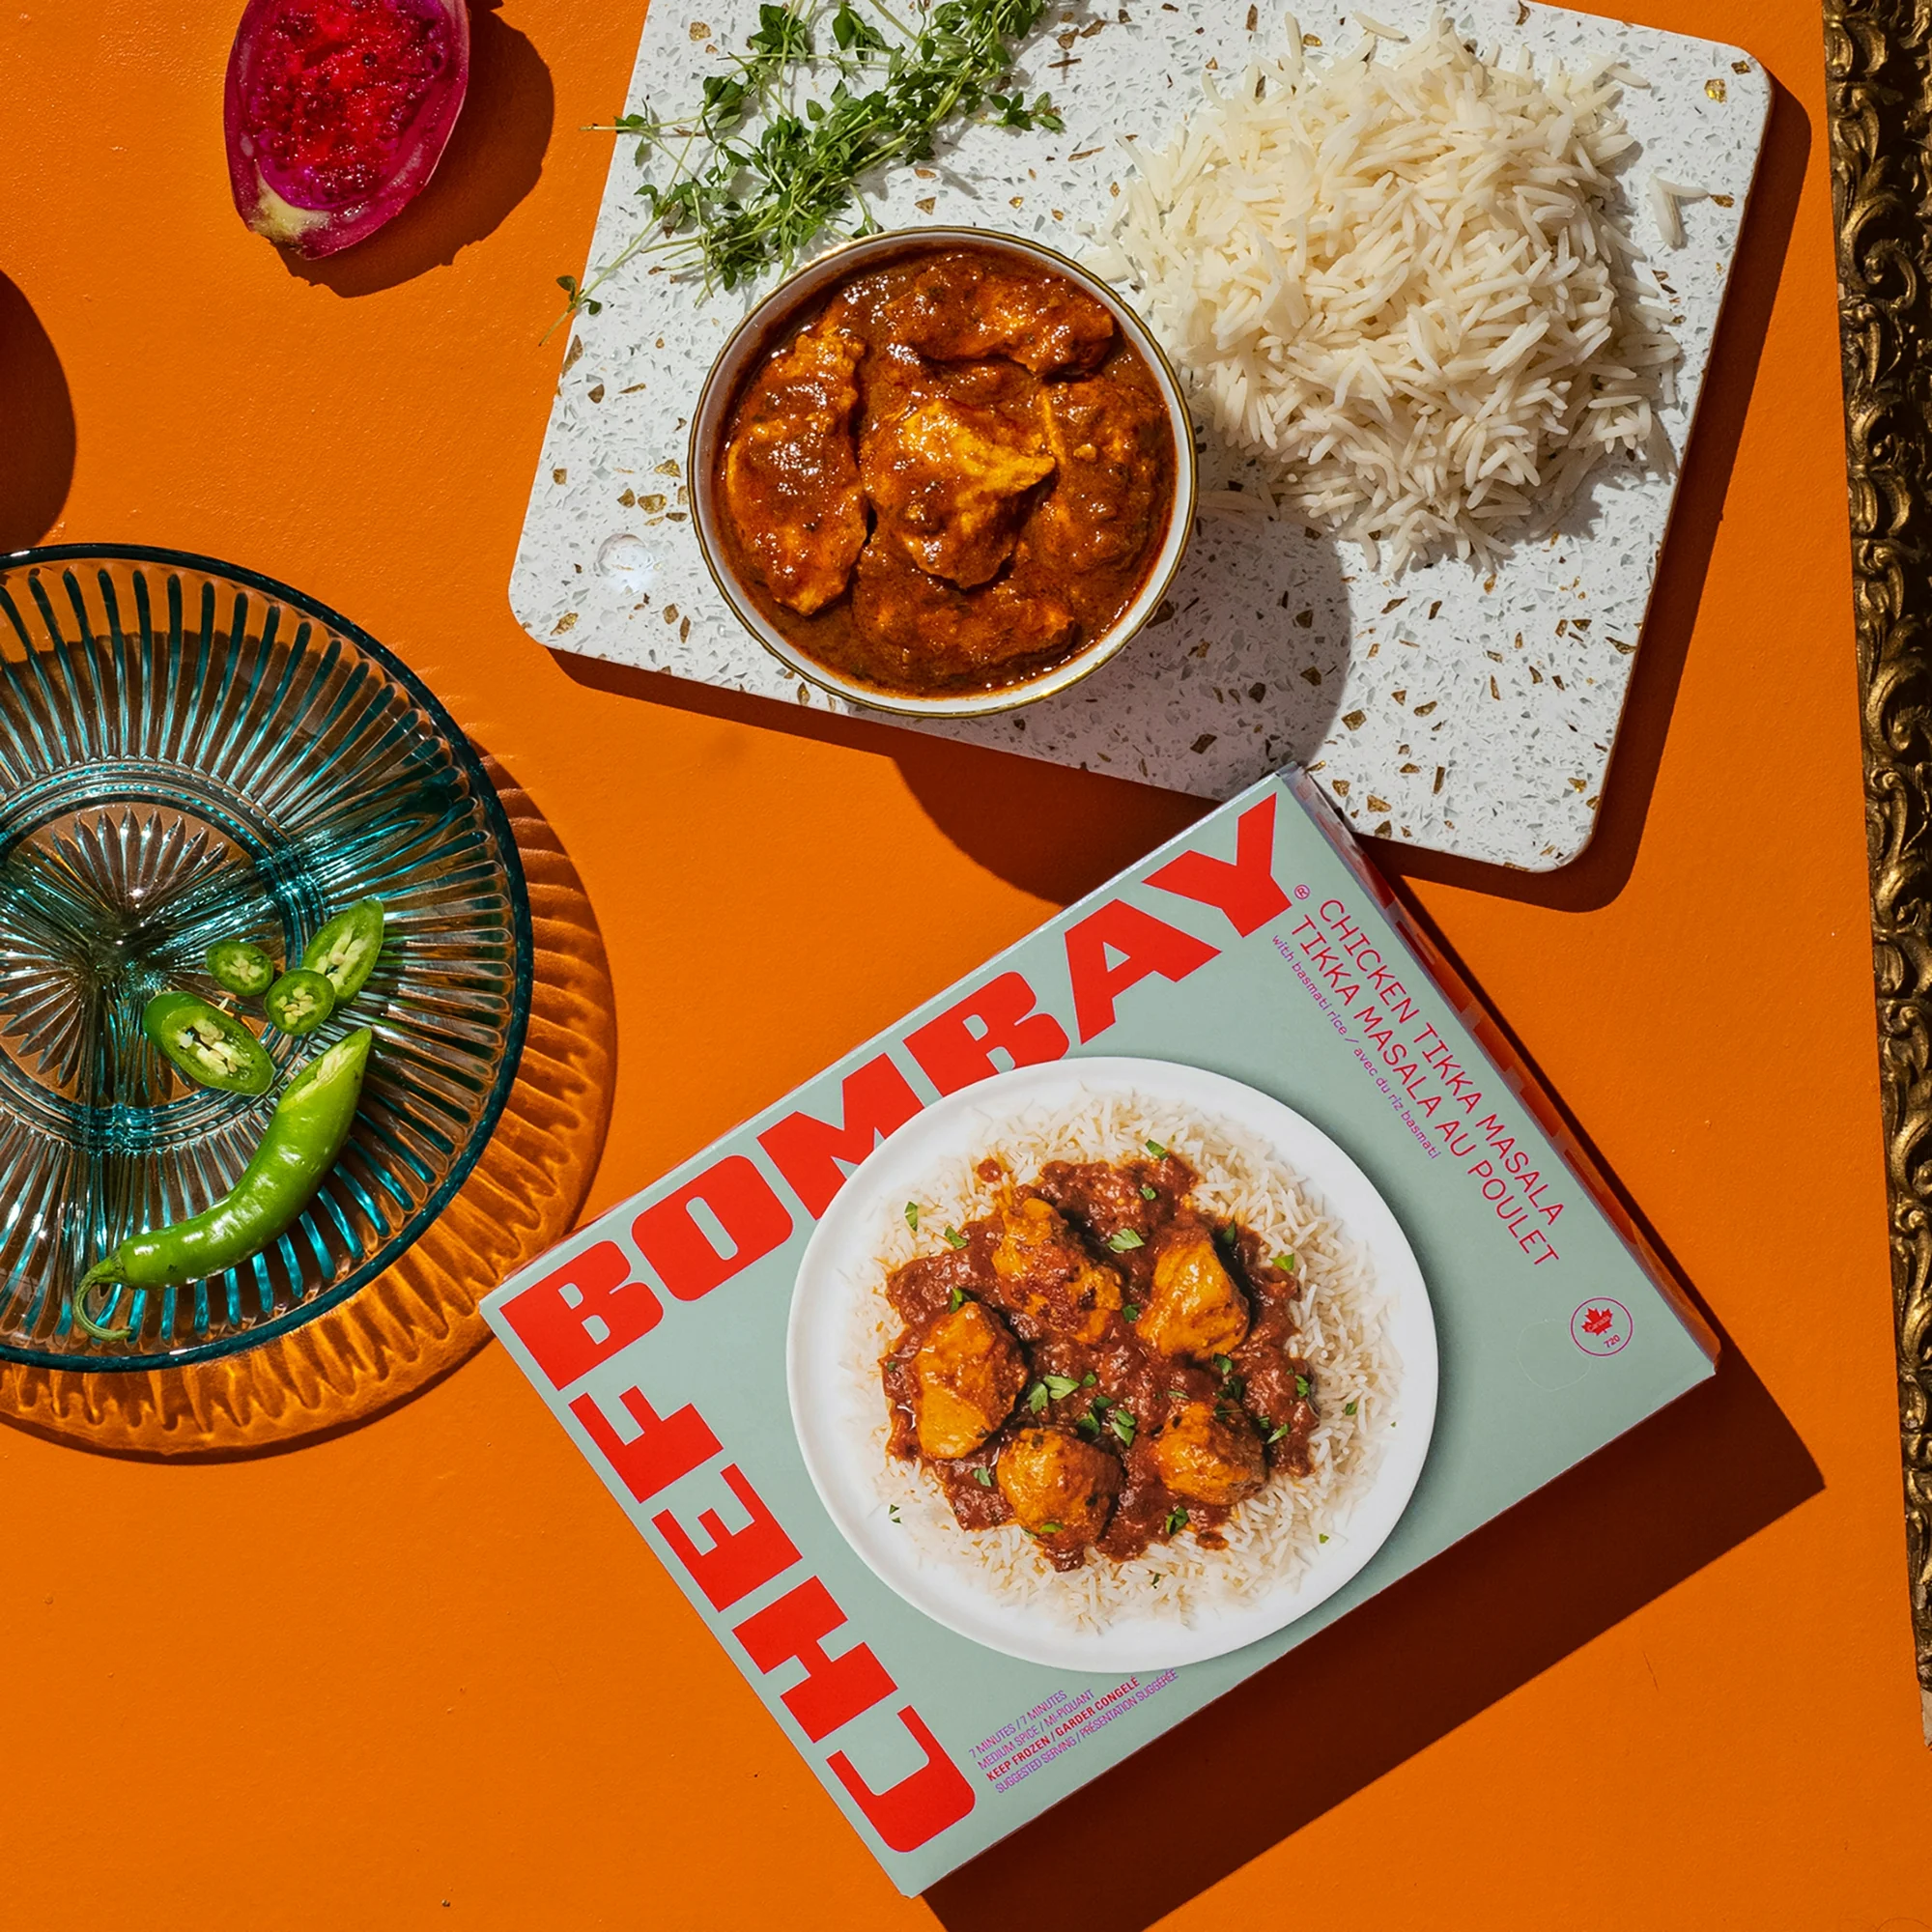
0,547,532,1370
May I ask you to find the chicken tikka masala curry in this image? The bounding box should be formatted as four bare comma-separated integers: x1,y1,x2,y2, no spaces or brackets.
881,1150,1319,1572
717,243,1179,697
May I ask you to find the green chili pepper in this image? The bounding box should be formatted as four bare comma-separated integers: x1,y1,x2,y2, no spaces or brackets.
205,938,275,998
301,897,385,1002
142,990,273,1096
72,1029,374,1340
264,968,335,1037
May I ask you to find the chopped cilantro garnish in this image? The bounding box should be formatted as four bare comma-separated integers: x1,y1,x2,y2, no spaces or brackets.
1026,1381,1050,1414
1039,1520,1063,1535
1164,1504,1188,1535
1145,1138,1167,1157
1212,1353,1235,1376
948,1287,966,1312
973,1466,994,1488
1295,1375,1311,1399
1041,1372,1084,1401
888,1503,900,1521
1077,1413,1099,1435
1140,1183,1159,1201
1319,1533,1329,1544
1266,1422,1291,1443
904,1202,920,1232
1123,1303,1141,1321
943,1226,968,1250
1344,1399,1358,1416
1108,1228,1145,1253
1108,1407,1137,1447
1150,1571,1164,1586
1272,1250,1296,1270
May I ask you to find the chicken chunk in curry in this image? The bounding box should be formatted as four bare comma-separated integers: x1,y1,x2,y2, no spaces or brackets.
1138,1224,1252,1362
720,319,867,614
1150,1400,1267,1507
996,1426,1122,1552
861,393,1055,587
907,1300,1028,1459
987,1196,1123,1343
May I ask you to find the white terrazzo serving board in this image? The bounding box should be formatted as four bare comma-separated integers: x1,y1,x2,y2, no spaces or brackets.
513,0,1769,868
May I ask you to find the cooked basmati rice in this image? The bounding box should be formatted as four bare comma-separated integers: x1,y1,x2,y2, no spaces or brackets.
1088,13,1679,571
842,1091,1398,1632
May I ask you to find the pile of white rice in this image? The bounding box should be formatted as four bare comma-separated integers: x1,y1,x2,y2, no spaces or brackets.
846,1091,1397,1631
1089,13,1678,570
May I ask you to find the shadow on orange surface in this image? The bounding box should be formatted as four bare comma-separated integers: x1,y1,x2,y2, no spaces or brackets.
0,272,75,551
553,653,1211,904
286,0,554,298
1369,74,1813,915
927,1324,1814,1932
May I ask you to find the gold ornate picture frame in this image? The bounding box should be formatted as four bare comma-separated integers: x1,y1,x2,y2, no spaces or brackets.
1827,0,1932,1735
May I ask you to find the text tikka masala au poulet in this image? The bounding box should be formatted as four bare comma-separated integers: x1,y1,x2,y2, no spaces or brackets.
881,1151,1319,1572
718,245,1178,696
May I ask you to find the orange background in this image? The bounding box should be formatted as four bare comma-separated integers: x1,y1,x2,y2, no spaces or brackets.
0,0,1918,1925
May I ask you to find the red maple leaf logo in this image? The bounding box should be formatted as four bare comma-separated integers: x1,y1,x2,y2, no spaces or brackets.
1581,1306,1614,1337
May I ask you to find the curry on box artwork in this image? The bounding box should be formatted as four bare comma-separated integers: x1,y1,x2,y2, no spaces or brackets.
482,769,1715,1891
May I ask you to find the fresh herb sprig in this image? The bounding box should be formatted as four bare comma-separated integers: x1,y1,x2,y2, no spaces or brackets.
558,0,1064,321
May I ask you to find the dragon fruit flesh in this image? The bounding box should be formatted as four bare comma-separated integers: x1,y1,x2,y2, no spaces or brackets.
225,0,470,258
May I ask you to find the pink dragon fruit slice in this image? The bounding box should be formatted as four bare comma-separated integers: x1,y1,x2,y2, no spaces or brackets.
225,0,471,259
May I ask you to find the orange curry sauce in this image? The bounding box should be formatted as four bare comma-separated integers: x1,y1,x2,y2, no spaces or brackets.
880,1153,1318,1573
716,244,1178,697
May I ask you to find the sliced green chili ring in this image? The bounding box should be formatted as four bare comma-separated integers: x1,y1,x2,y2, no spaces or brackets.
264,968,335,1037
301,897,386,1002
142,990,273,1096
205,938,275,998
72,1029,374,1340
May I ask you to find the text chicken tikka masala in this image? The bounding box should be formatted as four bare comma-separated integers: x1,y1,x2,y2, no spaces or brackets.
716,242,1179,697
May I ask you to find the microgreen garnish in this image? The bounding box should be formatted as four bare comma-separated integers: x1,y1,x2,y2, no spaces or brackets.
1164,1505,1188,1535
1140,1183,1159,1201
904,1201,920,1231
1041,1372,1084,1401
1145,1138,1167,1156
1123,1303,1141,1322
948,1287,966,1312
973,1465,994,1488
555,273,602,317
1108,1406,1137,1447
1295,1375,1312,1399
1344,1399,1359,1416
560,0,1065,318
1108,1228,1145,1253
943,1226,968,1250
1026,1381,1050,1414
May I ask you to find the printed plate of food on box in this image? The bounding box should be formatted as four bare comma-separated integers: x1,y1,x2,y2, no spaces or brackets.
787,1058,1437,1669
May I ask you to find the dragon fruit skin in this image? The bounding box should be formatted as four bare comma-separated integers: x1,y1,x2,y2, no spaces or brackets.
224,0,471,259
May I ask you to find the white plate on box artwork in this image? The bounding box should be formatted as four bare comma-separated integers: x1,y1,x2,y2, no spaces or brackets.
785,1058,1438,1670
516,0,1769,870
